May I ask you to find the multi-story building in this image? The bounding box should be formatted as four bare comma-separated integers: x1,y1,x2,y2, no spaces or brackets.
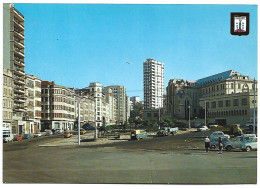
126,96,131,121
3,3,25,134
103,87,117,125
24,74,41,134
3,68,14,133
78,82,107,127
143,58,164,110
106,85,127,125
166,79,199,119
41,81,76,131
74,94,95,128
166,70,257,125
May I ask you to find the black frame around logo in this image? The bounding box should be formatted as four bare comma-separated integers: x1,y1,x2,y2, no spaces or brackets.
230,12,250,36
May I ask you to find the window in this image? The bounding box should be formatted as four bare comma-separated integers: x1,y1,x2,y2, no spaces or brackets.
226,100,231,107
241,98,247,106
218,101,223,107
147,113,151,118
212,101,216,108
238,83,241,89
231,83,234,89
233,99,239,106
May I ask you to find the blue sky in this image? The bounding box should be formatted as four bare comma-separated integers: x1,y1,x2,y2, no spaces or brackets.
14,4,258,100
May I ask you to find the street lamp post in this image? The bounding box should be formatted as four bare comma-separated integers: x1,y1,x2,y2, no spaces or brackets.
205,101,207,126
77,99,80,146
188,105,191,129
253,78,256,134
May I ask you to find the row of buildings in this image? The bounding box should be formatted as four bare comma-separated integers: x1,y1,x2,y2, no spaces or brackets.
142,58,257,126
2,4,130,136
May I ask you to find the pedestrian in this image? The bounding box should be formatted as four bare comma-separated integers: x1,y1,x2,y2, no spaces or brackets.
218,137,223,154
204,136,210,153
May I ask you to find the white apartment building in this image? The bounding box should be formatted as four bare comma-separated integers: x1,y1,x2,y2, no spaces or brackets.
126,96,131,121
143,58,164,110
24,74,41,134
106,85,127,125
3,69,14,133
3,3,26,134
103,87,117,125
74,94,95,128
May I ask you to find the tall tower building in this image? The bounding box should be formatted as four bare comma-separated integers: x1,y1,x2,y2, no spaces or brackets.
143,58,164,110
3,4,25,134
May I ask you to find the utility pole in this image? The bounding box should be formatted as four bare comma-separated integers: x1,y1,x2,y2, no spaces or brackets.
253,78,256,134
78,99,80,146
205,101,207,126
158,107,161,130
188,105,191,129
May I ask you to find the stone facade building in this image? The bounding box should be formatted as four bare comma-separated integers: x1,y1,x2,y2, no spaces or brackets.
3,68,14,133
166,70,257,125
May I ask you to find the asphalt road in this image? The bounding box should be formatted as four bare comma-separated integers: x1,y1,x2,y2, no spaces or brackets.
3,130,257,184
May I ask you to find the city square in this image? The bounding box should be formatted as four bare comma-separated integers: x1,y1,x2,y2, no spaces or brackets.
2,3,258,185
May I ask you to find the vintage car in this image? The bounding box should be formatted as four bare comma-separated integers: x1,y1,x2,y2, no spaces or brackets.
64,131,73,138
131,130,148,140
224,134,257,152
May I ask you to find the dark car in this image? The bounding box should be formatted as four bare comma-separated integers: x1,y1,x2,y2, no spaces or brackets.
22,134,32,139
83,125,95,130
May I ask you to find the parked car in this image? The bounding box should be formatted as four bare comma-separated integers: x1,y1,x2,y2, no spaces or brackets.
45,130,53,136
240,137,257,151
64,131,73,138
34,132,42,138
224,134,257,152
54,129,62,134
197,126,209,132
3,130,14,143
80,129,86,135
131,130,148,140
22,134,32,139
84,125,95,130
210,137,229,149
13,135,22,141
210,131,230,140
157,130,168,137
209,131,230,149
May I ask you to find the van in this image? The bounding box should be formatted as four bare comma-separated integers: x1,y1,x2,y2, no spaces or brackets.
3,130,13,143
131,130,148,140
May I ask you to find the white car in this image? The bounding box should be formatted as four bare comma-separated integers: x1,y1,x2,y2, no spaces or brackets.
197,126,209,132
210,131,230,140
34,132,42,137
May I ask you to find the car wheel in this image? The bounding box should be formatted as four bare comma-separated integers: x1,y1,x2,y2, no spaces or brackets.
245,146,251,152
226,146,232,152
210,145,216,149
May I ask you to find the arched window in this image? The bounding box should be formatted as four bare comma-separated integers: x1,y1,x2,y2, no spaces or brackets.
242,84,249,92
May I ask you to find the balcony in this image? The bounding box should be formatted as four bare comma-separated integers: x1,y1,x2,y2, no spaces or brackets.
14,37,25,49
13,7,24,21
14,48,25,58
14,67,25,76
14,59,25,67
14,29,25,40
14,78,25,85
13,17,25,31
14,98,25,103
14,87,25,94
